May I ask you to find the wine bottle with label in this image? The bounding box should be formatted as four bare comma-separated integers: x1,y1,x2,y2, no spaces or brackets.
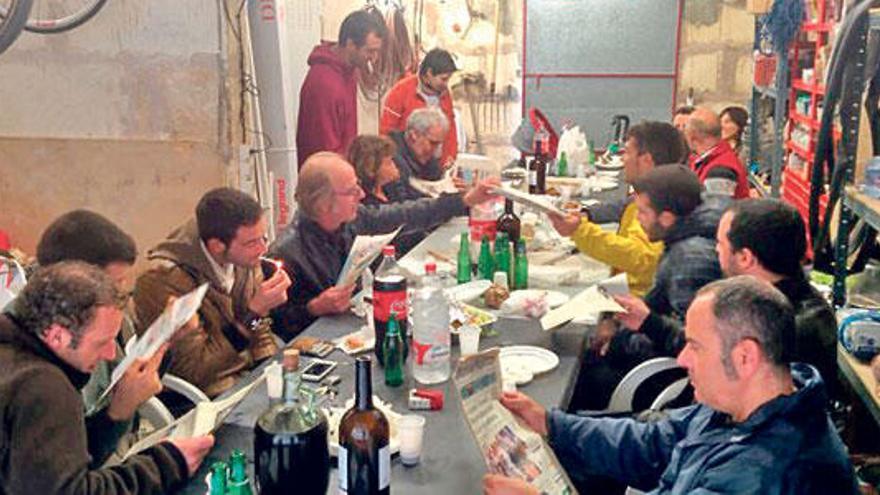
338,356,391,495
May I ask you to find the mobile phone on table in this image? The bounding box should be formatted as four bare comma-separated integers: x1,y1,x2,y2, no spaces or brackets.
301,359,338,382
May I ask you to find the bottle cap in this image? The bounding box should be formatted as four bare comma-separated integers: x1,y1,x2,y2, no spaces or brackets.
382,245,396,257
425,262,437,275
283,349,300,371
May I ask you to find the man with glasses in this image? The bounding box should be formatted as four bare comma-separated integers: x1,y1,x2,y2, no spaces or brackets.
385,107,453,202
134,188,291,398
268,151,498,339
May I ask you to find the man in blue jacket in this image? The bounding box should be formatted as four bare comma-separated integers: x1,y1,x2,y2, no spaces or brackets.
484,276,857,494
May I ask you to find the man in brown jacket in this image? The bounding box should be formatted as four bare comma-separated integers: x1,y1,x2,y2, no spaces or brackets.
134,188,291,398
0,261,213,494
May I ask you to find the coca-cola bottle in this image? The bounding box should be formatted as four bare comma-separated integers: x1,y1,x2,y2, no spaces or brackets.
373,245,408,366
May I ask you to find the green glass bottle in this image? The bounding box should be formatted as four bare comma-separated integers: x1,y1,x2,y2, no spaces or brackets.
457,232,472,284
556,151,568,177
384,312,404,387
477,235,494,280
513,240,528,290
228,450,253,495
209,461,228,495
493,232,511,285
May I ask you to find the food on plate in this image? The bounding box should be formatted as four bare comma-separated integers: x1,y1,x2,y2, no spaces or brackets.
345,334,365,350
483,283,510,309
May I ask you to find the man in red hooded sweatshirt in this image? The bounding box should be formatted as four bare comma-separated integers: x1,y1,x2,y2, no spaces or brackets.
685,107,750,199
296,10,387,168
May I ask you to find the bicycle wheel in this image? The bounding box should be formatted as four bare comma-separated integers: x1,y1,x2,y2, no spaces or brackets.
0,0,31,55
23,0,107,33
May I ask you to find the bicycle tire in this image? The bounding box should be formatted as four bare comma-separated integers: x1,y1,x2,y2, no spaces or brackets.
0,0,31,55
0,0,106,34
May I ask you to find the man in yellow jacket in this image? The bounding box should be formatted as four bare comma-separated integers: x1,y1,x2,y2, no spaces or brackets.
548,121,687,296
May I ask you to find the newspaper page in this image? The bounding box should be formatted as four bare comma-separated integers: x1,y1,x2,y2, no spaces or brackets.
121,374,266,461
99,283,210,403
336,227,402,287
540,274,628,331
454,349,577,495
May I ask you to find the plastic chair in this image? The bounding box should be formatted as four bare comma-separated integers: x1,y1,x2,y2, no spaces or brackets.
124,336,210,427
578,357,683,416
649,377,691,411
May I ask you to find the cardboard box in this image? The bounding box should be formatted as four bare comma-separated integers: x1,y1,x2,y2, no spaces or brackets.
747,0,773,14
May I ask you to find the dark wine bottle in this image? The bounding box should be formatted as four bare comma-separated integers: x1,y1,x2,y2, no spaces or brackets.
254,350,330,495
496,199,521,243
338,356,391,495
528,140,547,194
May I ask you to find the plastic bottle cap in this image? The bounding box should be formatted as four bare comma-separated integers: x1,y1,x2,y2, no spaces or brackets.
425,262,437,274
283,349,300,371
382,245,396,257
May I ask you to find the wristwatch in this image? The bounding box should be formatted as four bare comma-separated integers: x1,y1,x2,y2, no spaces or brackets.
243,311,265,332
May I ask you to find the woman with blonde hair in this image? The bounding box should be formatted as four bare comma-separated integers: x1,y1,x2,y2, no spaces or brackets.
348,134,400,205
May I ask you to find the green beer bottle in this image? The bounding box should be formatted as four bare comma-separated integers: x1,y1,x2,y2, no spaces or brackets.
513,240,528,290
209,461,228,495
228,450,253,495
477,235,494,280
556,151,568,177
493,232,511,286
384,312,404,387
457,232,472,284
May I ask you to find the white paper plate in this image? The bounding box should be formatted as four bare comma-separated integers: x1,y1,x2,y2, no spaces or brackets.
444,280,492,303
508,289,570,309
325,395,401,457
499,345,560,379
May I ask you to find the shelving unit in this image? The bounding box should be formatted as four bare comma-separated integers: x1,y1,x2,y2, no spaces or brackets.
781,0,836,234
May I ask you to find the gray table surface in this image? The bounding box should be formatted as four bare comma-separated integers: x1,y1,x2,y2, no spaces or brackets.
181,180,626,494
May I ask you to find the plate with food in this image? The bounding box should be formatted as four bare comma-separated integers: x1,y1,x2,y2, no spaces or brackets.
450,303,498,334
333,328,375,355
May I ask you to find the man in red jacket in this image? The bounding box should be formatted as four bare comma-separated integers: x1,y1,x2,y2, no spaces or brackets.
380,48,459,168
685,107,750,199
296,10,387,168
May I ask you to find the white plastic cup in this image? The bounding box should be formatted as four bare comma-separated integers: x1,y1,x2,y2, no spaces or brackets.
398,414,427,466
265,362,283,399
459,324,481,356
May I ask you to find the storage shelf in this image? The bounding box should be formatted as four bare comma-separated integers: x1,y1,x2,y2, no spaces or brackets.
792,78,826,95
791,112,819,130
803,21,833,32
844,186,880,233
787,140,814,162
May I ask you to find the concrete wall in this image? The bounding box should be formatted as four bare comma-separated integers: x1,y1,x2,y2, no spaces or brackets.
678,0,755,111
0,0,242,260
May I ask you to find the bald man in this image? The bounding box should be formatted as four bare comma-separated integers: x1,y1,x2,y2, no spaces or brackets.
268,152,498,339
684,107,749,199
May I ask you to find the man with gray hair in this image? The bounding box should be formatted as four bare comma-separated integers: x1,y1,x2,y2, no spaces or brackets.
268,151,498,338
385,106,451,202
685,107,749,199
0,262,214,494
484,275,857,494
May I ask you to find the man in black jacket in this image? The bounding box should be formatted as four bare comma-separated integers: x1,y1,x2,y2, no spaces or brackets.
269,151,497,339
571,166,725,411
716,199,841,402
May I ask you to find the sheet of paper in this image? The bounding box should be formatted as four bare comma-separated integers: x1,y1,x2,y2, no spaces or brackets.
491,186,565,216
121,374,266,461
336,227,402,288
597,272,629,297
540,284,625,331
100,283,209,403
454,349,576,494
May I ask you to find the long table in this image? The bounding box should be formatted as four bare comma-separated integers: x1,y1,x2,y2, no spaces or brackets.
181,193,624,494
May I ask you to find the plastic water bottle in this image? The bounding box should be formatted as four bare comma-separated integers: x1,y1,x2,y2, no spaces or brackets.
411,263,451,384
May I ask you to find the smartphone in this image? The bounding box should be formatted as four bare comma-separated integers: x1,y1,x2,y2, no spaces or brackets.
301,359,337,382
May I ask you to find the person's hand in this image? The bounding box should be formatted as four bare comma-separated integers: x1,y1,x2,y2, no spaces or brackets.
483,474,540,495
463,177,501,207
107,343,168,421
307,284,356,316
613,294,651,331
167,435,215,476
547,211,582,237
498,391,547,436
248,268,292,316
